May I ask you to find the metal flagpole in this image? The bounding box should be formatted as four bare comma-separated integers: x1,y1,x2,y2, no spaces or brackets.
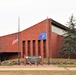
46,17,50,65
18,16,20,65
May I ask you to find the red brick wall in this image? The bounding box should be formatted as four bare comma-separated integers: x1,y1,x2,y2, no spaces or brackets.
20,19,52,58
0,19,71,59
21,20,47,40
50,32,58,58
57,35,64,58
0,33,18,52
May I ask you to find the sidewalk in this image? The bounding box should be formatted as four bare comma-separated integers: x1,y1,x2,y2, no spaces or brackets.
0,65,76,70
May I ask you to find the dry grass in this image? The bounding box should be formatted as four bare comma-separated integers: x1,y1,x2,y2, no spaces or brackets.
0,71,76,75
44,58,76,67
1,58,76,67
45,58,76,62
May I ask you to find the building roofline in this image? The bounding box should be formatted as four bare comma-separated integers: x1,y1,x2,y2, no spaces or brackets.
22,19,48,32
0,18,68,38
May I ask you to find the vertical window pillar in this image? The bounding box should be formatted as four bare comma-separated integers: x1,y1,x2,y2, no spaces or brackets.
28,40,30,56
38,40,41,56
22,41,25,57
33,40,36,56
43,40,46,58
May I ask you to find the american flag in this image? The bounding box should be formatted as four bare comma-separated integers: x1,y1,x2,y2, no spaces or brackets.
12,36,18,45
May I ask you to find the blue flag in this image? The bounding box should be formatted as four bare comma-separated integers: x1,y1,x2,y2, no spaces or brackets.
39,33,47,40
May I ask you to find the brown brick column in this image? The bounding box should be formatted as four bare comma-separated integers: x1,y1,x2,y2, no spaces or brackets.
49,19,52,58
45,40,48,58
46,19,52,58
25,40,28,56
24,55,26,65
36,40,38,56
30,40,33,56
41,40,44,64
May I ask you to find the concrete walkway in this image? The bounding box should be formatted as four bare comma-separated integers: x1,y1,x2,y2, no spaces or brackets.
0,65,76,70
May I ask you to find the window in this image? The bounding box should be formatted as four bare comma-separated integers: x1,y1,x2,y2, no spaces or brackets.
22,41,25,56
28,40,30,56
33,40,36,56
52,25,66,35
38,40,41,56
43,40,46,58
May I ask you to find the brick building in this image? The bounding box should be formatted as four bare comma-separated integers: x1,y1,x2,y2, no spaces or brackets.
0,18,68,60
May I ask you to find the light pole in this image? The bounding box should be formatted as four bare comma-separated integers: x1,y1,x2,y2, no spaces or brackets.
18,17,20,65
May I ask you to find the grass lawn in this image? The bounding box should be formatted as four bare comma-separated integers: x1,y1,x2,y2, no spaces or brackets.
44,58,76,67
45,58,76,63
0,71,76,75
1,58,76,67
58,65,76,67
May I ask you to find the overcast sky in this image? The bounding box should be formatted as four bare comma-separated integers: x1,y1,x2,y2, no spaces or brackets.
0,0,76,36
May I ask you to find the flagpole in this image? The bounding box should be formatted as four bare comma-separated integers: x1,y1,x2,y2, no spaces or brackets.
46,17,50,65
18,16,20,65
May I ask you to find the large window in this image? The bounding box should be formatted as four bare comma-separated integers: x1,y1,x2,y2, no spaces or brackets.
28,40,30,56
22,41,25,57
33,40,36,56
38,40,41,56
52,25,66,35
43,40,46,58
